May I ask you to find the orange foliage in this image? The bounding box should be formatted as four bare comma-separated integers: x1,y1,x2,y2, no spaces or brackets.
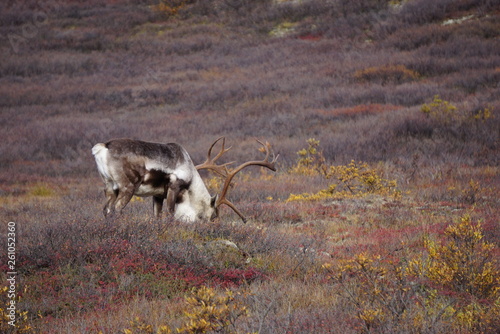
315,104,402,118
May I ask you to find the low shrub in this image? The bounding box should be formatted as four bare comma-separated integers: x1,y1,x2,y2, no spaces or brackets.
154,0,193,17
123,286,249,334
354,64,420,85
177,286,248,334
420,94,463,125
287,139,399,202
0,286,36,334
410,214,499,299
289,138,325,177
407,214,500,332
421,95,495,127
327,214,500,333
10,216,265,322
381,23,451,51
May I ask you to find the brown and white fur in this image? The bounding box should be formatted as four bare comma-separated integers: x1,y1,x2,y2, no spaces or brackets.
92,138,218,222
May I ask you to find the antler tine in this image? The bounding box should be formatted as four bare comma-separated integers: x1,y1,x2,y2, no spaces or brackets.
225,139,278,177
217,198,247,223
196,137,234,177
207,137,231,164
216,139,279,222
255,139,279,170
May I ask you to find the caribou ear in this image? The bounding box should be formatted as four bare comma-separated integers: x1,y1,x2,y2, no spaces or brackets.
210,194,218,208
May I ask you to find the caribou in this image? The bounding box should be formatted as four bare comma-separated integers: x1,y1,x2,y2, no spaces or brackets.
91,137,277,222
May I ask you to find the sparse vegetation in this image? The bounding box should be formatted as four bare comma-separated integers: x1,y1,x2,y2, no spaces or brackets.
354,65,420,85
0,286,35,334
288,139,399,201
328,214,500,333
0,0,499,333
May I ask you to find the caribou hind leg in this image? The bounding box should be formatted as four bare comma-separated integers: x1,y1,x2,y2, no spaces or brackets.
103,181,118,217
113,183,139,215
103,188,118,217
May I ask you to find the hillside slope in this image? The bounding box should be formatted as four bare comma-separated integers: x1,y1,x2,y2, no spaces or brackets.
0,0,498,175
0,0,499,333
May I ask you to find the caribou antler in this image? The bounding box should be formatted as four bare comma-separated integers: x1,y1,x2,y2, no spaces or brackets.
195,137,234,177
217,139,278,223
196,137,278,223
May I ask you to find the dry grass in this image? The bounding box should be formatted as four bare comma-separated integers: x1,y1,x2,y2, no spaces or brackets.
0,0,499,333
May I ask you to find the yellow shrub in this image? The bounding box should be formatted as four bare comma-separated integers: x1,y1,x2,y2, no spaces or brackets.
421,95,463,125
287,140,399,202
331,253,393,331
123,287,249,334
124,318,171,334
326,160,398,196
0,286,35,334
286,185,337,202
29,183,55,197
289,138,326,176
473,106,494,121
407,214,500,332
178,286,248,334
154,0,190,17
330,214,499,333
413,214,499,299
422,95,495,127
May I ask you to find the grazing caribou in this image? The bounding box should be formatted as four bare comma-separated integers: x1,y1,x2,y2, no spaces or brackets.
91,137,277,222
